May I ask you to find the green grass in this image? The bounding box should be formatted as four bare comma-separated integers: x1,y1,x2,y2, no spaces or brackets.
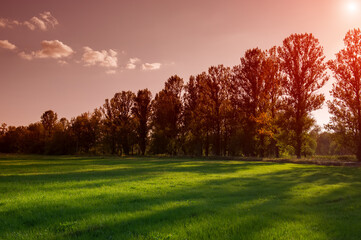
1,155,361,239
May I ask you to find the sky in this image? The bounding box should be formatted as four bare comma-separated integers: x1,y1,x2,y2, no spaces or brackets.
1,0,361,127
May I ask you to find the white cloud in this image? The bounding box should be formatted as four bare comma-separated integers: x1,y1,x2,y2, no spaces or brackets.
0,19,18,28
39,12,58,28
142,62,161,71
35,40,74,58
19,40,74,60
29,17,47,31
0,19,21,29
126,57,140,69
57,60,68,65
18,51,33,60
106,69,116,74
82,47,118,68
23,21,36,31
126,63,136,70
0,19,6,28
0,12,58,31
0,40,17,50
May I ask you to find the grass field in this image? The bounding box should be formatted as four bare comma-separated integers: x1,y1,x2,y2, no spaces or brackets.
1,155,361,239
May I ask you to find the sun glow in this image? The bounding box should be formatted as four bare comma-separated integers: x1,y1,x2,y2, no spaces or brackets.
346,1,359,14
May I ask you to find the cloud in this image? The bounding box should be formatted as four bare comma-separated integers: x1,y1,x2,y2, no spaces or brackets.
18,51,33,60
39,12,58,28
25,17,46,31
0,19,6,28
106,69,116,75
35,40,74,59
57,60,68,65
35,40,73,58
0,40,17,50
0,19,20,28
126,57,140,70
0,11,58,31
19,40,74,60
82,47,118,68
142,62,161,71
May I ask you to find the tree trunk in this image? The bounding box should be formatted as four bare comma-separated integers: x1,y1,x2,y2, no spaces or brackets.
357,122,361,161
357,104,361,161
357,139,361,162
215,126,221,156
111,134,116,155
296,133,302,159
205,132,209,157
223,130,228,156
295,109,302,159
259,135,265,158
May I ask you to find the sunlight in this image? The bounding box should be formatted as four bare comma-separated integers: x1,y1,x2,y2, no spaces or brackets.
346,0,359,14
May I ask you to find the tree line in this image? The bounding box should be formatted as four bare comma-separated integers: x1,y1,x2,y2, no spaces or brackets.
1,29,361,160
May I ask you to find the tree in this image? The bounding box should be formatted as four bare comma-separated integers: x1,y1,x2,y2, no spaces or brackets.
52,117,74,154
328,28,361,161
193,72,213,156
231,48,283,157
90,108,103,154
102,98,117,154
113,91,136,155
40,110,59,154
232,48,267,156
278,33,329,158
0,123,7,153
316,131,332,155
151,75,183,155
101,91,136,155
132,89,152,155
109,91,136,155
199,65,232,156
71,112,96,153
183,75,203,155
0,123,7,136
261,47,284,157
24,122,45,154
41,110,58,138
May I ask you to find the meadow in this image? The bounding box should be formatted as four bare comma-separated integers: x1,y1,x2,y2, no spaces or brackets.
1,155,361,240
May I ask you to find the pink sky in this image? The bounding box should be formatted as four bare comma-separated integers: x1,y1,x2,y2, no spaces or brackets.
1,0,360,127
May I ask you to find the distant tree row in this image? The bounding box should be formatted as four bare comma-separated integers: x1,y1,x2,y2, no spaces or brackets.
1,29,361,160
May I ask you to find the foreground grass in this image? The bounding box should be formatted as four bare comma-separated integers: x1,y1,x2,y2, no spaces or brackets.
0,155,361,239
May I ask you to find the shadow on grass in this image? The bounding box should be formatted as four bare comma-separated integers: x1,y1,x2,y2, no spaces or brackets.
1,156,361,239
0,158,271,185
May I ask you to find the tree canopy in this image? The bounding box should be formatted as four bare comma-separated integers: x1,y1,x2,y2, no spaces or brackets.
328,28,361,161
